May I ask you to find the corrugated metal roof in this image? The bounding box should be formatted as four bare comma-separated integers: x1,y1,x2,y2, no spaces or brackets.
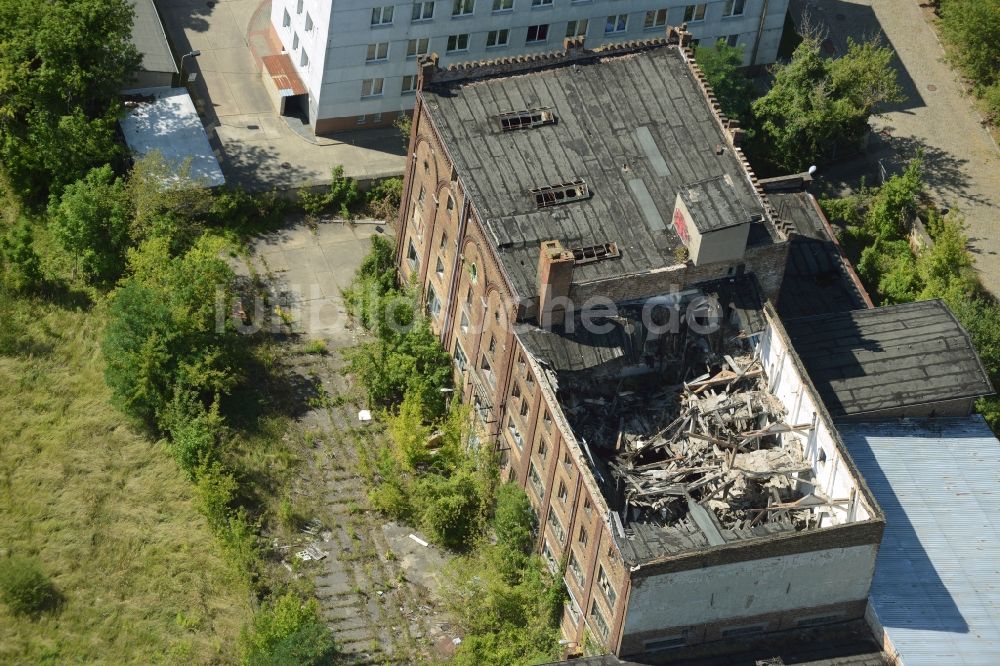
838,417,1000,665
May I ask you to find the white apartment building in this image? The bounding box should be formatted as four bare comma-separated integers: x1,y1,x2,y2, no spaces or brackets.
269,0,789,133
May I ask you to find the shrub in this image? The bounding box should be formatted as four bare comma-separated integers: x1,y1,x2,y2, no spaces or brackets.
0,220,44,292
242,593,336,665
0,557,60,618
365,177,403,221
161,394,226,480
298,166,360,219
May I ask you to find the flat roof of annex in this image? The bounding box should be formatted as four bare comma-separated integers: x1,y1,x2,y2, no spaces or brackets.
416,32,781,301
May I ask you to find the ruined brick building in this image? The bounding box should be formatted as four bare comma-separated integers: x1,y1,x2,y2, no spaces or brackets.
393,31,890,659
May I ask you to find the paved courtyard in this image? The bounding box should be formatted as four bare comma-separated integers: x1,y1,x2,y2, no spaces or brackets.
158,0,405,191
792,0,1000,295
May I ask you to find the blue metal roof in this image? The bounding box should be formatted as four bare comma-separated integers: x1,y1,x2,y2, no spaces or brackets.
838,417,1000,666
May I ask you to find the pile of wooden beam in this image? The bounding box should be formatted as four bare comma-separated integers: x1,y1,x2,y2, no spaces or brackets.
608,355,816,531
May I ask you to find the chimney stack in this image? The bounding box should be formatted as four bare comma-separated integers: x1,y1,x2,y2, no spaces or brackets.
537,240,574,327
417,53,440,89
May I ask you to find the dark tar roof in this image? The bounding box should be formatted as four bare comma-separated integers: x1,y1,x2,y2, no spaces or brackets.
680,174,758,233
129,0,177,76
517,276,765,378
422,46,769,300
785,300,994,418
770,192,869,319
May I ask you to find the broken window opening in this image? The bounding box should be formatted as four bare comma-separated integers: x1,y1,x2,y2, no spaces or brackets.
531,179,590,208
571,242,620,265
499,107,555,132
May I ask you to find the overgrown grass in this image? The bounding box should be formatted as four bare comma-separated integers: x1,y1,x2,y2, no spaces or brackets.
0,300,248,663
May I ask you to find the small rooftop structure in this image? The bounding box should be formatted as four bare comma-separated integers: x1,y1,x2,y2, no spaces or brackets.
121,87,225,188
838,416,1000,665
785,301,993,419
126,0,177,90
419,41,777,300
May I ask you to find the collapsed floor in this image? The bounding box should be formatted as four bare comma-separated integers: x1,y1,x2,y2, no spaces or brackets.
556,318,832,558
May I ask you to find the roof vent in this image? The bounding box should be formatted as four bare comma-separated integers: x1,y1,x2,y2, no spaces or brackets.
571,242,620,265
499,108,555,132
531,178,590,209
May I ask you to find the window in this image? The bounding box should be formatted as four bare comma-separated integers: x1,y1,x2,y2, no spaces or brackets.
558,480,568,502
465,286,473,305
435,256,445,278
584,496,592,514
357,114,368,125
542,540,558,573
519,399,529,418
440,230,449,247
528,461,544,496
469,263,479,283
571,242,620,265
402,75,417,94
562,451,571,467
566,19,588,37
304,12,313,30
366,42,389,62
481,355,494,386
407,240,419,268
548,508,565,542
446,33,469,52
512,383,521,399
590,601,609,639
605,14,627,34
544,410,552,429
531,0,552,6
509,416,524,449
532,179,590,208
726,33,740,48
372,112,382,122
488,335,496,353
538,438,548,460
292,31,300,49
371,5,394,25
644,635,687,651
361,78,384,97
454,342,468,371
498,108,555,131
721,624,766,638
300,50,309,67
446,195,455,211
578,525,588,547
683,3,707,22
412,1,434,20
460,310,470,333
282,9,290,26
426,284,441,318
452,0,474,15
644,8,667,29
566,588,582,624
526,24,549,43
723,0,746,17
597,565,617,606
492,0,513,11
486,29,509,48
418,185,426,205
296,0,302,13
407,38,429,58
568,549,584,584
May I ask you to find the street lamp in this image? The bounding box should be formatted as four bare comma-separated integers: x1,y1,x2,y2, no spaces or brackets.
179,50,201,84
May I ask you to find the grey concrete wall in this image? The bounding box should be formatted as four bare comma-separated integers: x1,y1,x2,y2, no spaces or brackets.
623,543,878,636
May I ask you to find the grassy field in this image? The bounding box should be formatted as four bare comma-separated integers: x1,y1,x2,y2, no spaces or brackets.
0,298,249,664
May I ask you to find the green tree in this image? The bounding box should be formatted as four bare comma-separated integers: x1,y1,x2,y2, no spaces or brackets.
0,0,140,199
49,165,132,285
695,40,753,123
103,236,240,426
750,37,904,172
